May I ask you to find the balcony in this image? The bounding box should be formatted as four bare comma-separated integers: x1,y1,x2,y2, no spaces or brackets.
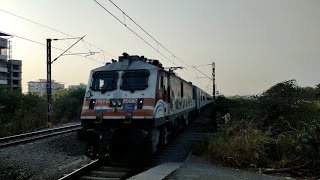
10,76,21,80
0,79,7,85
0,38,8,48
0,67,8,73
0,54,7,61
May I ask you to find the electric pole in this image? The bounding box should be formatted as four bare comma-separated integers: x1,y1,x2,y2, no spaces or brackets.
46,39,52,128
46,36,85,128
212,62,215,98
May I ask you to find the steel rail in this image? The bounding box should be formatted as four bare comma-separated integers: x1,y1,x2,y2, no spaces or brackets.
58,159,133,180
58,159,100,180
0,123,82,148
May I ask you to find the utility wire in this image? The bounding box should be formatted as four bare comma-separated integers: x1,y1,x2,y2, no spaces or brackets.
192,67,206,88
1,6,213,92
6,32,104,64
52,36,85,63
105,0,210,83
93,0,179,67
193,66,213,81
205,79,212,92
94,0,198,82
192,63,212,68
0,8,115,59
0,6,213,84
108,0,213,91
107,0,192,68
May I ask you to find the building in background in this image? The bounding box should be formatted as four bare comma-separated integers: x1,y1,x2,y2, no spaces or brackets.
0,32,22,91
7,59,22,91
28,79,64,96
68,83,86,90
0,32,10,87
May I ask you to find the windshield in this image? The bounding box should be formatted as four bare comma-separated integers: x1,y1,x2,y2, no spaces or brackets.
91,71,118,92
121,70,149,91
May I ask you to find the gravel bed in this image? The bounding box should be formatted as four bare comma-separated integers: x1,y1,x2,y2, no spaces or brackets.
0,109,212,180
0,131,91,180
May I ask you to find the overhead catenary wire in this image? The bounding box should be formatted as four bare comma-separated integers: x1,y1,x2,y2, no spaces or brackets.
1,4,213,91
94,0,198,82
192,67,207,88
192,66,213,81
103,0,212,84
5,32,105,64
205,79,213,92
106,1,216,88
192,63,212,68
0,4,204,84
0,8,116,59
93,0,178,67
107,0,192,69
52,36,86,63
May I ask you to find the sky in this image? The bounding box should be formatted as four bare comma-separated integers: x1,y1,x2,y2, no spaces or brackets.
0,0,319,95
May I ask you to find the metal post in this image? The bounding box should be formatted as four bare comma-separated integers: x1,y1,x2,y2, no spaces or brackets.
212,62,215,98
46,39,52,128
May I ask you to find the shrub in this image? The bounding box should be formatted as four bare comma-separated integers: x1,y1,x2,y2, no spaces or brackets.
51,88,85,124
206,80,320,176
208,121,271,167
0,88,46,137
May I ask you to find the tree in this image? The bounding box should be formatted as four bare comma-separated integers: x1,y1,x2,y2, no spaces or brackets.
0,88,47,137
51,88,85,123
259,80,318,132
316,83,320,99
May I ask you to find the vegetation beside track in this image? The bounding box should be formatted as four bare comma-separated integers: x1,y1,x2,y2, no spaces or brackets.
196,80,320,177
0,87,85,137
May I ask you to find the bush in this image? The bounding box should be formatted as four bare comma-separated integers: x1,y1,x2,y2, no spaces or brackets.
51,88,85,124
0,87,47,137
0,87,85,137
208,121,270,167
206,80,320,176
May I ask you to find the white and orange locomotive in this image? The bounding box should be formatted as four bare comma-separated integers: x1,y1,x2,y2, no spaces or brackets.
80,53,213,159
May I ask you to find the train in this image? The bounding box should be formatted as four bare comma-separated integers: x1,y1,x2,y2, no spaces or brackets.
80,53,213,159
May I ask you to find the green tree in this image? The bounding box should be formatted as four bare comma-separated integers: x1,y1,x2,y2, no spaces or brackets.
316,83,320,99
259,80,318,132
0,87,47,137
51,88,85,123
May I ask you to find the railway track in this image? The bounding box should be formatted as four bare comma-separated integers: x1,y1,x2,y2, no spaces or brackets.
58,114,205,180
0,123,82,148
59,159,134,180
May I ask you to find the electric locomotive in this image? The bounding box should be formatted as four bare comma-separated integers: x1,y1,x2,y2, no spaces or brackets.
80,53,212,158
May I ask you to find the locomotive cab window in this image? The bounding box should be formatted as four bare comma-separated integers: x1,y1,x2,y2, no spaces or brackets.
121,70,149,92
91,71,118,92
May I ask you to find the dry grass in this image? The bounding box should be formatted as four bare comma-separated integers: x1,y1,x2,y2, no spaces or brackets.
207,121,270,167
206,120,320,177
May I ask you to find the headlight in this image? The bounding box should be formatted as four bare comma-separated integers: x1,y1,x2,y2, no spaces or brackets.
89,99,96,109
110,99,117,107
117,99,122,107
110,99,123,107
137,98,144,109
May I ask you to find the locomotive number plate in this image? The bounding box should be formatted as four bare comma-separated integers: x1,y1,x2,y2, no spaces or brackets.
123,103,135,112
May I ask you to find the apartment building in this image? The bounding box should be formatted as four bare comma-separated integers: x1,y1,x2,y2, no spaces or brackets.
0,32,22,91
68,83,87,90
28,79,64,96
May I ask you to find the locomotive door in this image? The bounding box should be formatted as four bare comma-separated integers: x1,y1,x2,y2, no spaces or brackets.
158,71,169,103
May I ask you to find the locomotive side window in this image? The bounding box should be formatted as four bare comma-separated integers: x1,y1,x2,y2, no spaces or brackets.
91,71,118,91
121,70,149,92
160,75,164,89
181,81,184,97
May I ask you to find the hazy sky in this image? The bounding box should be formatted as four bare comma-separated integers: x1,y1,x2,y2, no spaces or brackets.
0,0,319,95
